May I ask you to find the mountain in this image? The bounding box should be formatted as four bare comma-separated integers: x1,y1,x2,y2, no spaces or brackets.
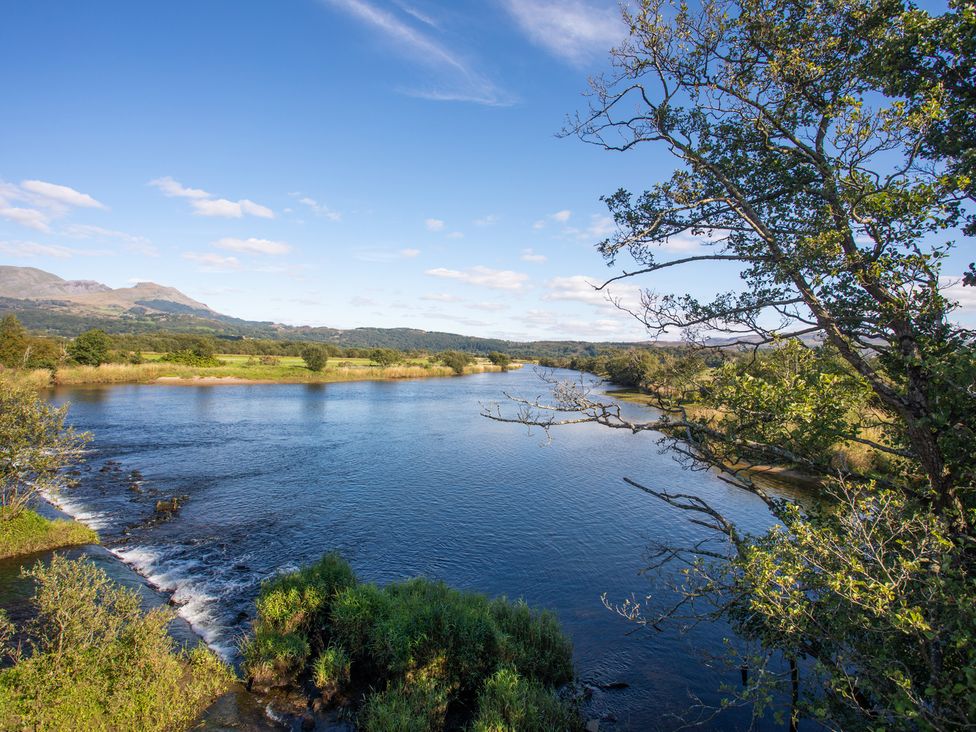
0,265,663,355
0,266,213,314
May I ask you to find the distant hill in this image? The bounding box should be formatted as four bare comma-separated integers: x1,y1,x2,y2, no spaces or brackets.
0,265,667,356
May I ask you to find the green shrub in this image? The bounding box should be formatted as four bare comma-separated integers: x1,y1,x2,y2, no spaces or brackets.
301,345,328,372
0,555,232,731
313,646,351,695
471,667,582,732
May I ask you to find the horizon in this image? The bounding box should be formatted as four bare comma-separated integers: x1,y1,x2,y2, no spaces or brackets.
1,0,971,341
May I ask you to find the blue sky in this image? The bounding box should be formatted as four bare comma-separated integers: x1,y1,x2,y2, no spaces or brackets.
1,0,970,340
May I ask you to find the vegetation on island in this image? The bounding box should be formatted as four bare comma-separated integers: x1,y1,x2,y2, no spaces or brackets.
488,0,976,729
0,555,233,731
243,553,580,731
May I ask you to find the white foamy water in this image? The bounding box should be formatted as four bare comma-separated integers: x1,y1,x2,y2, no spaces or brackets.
41,489,112,530
112,544,241,660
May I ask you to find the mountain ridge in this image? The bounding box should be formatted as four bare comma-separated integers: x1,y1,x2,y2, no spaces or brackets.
0,265,668,355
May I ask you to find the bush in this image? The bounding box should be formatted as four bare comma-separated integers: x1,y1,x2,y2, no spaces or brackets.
0,555,232,731
301,345,328,372
487,352,512,370
246,553,578,728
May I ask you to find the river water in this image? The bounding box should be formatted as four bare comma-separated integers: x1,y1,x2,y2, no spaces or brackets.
43,368,794,730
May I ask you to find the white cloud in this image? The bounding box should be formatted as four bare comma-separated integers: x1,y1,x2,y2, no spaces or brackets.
213,237,291,256
0,207,50,232
181,252,242,270
446,231,464,239
190,198,275,219
941,276,976,311
320,0,511,105
425,265,529,291
545,274,643,312
150,177,274,218
425,218,446,231
149,176,209,199
0,178,107,232
0,240,110,259
20,180,105,209
532,219,546,230
551,209,572,223
502,0,624,66
474,214,498,227
400,248,421,257
520,248,547,263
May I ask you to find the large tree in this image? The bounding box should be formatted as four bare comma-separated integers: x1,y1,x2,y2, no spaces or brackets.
488,0,975,728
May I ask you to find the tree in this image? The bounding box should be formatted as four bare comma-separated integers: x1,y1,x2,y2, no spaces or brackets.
368,348,402,367
301,344,328,372
487,352,512,370
439,350,474,375
0,382,89,519
488,0,976,728
0,315,29,369
68,329,111,366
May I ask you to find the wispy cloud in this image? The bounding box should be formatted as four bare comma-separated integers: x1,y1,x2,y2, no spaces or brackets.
63,224,158,256
422,292,463,302
318,0,512,105
425,265,529,291
181,252,242,271
502,0,624,66
474,214,498,227
20,180,105,209
293,194,342,221
520,248,547,263
0,240,111,259
533,209,571,229
400,247,421,257
425,217,445,231
149,177,275,219
213,237,291,256
391,0,440,28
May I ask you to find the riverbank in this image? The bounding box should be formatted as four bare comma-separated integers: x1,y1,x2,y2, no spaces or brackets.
5,359,520,388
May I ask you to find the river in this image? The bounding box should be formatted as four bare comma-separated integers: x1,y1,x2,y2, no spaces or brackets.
38,367,795,730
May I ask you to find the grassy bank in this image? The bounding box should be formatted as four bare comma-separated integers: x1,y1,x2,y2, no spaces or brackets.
243,553,581,730
0,509,98,560
4,358,517,387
